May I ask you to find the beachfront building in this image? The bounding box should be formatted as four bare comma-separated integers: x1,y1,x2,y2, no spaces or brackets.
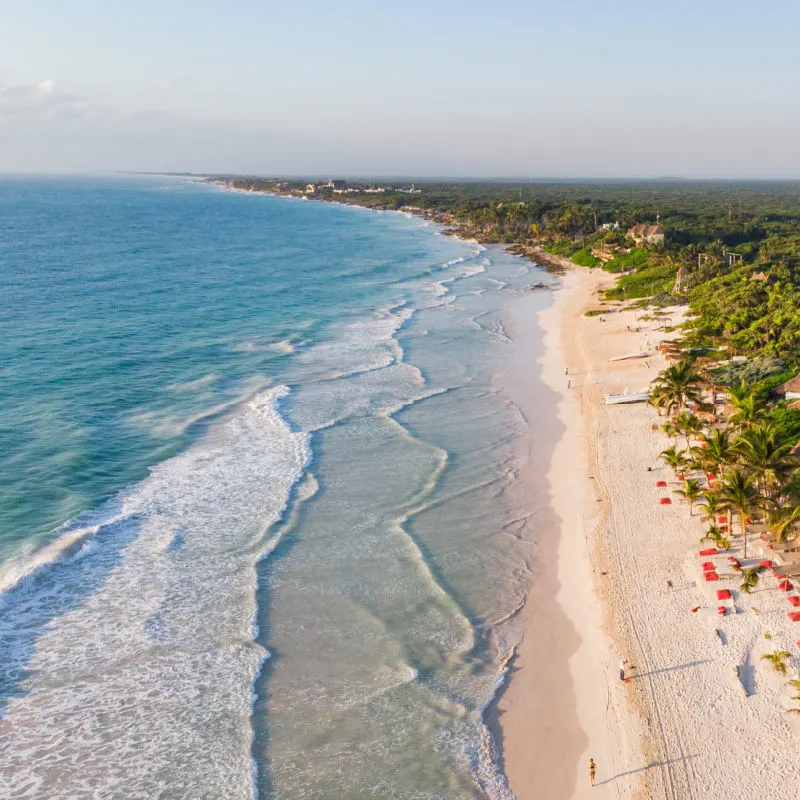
627,223,665,246
775,374,800,401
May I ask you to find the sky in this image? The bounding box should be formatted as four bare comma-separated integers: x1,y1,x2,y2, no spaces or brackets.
1,0,799,178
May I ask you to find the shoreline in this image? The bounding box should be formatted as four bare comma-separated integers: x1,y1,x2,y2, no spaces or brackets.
207,179,577,277
494,268,647,800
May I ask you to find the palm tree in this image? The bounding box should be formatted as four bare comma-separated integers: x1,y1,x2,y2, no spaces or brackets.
650,361,707,418
767,501,800,544
740,564,765,593
660,445,689,478
732,424,798,496
727,380,752,405
675,478,702,515
673,411,705,449
728,394,767,431
691,429,734,477
761,650,792,674
718,469,760,558
697,492,724,525
702,524,730,550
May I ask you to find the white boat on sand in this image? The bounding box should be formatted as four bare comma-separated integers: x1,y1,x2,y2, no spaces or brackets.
605,388,650,405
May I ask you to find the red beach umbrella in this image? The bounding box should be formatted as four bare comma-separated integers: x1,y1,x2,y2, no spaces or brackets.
717,516,727,523
788,596,800,607
656,480,668,487
660,497,672,505
716,589,732,600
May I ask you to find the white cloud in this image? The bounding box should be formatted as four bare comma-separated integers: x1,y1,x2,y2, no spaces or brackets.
37,79,55,93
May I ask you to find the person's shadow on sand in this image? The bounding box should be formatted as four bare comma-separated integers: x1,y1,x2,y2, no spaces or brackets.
595,755,697,785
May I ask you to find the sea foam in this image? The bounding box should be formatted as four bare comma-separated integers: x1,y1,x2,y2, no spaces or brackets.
0,386,308,800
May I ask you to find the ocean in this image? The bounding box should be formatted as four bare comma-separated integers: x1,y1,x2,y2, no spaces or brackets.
0,176,555,798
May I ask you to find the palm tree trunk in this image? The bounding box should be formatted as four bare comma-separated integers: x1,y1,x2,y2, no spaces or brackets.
741,512,748,559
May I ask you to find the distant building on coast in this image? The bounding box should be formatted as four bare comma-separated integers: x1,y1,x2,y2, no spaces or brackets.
627,223,665,246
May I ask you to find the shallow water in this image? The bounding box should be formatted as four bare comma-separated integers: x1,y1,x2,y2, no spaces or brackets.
0,176,555,798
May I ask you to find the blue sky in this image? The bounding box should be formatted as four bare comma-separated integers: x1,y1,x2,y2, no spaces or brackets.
1,1,799,176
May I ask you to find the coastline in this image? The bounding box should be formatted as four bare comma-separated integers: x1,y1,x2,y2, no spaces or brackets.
212,179,798,798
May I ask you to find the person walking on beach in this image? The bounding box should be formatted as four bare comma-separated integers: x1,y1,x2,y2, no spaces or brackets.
589,758,597,786
619,659,628,681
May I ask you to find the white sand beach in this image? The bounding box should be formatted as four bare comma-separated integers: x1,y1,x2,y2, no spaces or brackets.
497,267,800,799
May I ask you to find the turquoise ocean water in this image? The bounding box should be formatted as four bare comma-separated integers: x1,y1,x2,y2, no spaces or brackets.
0,176,554,798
